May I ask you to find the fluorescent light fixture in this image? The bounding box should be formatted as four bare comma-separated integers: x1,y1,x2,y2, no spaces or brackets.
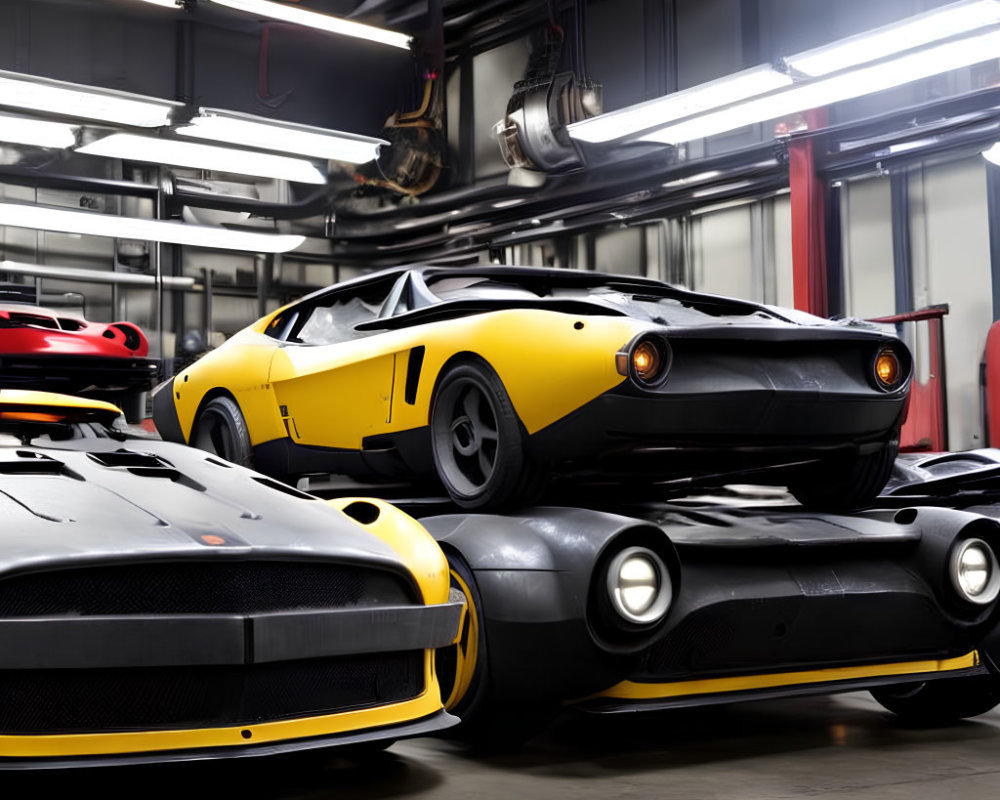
786,0,1000,76
0,69,180,127
0,259,195,288
984,143,1000,166
643,28,1000,145
0,113,76,148
177,108,386,163
135,0,183,7
567,65,792,144
0,203,304,253
78,133,327,184
207,0,411,50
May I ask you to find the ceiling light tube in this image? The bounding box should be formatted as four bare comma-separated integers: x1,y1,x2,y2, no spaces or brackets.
786,0,1000,76
0,69,180,128
78,133,327,184
0,113,77,148
207,0,411,50
177,108,387,163
567,65,792,144
642,27,1000,145
0,203,304,253
134,0,184,7
0,260,195,288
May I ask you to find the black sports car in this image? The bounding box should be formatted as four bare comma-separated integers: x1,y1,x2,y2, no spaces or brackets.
0,389,461,767
424,483,1000,737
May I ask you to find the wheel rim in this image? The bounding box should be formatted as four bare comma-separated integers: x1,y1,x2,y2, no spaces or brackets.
194,409,239,462
432,377,501,497
441,567,480,712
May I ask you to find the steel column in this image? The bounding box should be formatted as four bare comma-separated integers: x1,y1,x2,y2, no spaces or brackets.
789,132,829,317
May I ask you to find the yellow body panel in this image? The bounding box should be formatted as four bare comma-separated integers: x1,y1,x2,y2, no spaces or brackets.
0,652,441,758
0,390,120,415
180,308,645,452
589,651,980,702
326,497,450,605
172,329,287,446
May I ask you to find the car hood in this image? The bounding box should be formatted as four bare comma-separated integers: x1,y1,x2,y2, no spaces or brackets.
0,437,410,578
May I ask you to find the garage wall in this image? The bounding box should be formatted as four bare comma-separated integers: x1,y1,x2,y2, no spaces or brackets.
840,176,896,320
909,157,993,449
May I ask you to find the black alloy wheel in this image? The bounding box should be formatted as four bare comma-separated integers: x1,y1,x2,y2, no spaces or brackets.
430,361,527,510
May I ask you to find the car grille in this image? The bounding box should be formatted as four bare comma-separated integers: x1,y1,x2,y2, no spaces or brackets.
0,561,415,616
0,651,424,734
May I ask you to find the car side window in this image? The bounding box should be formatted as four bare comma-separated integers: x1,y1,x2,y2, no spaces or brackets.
277,275,403,346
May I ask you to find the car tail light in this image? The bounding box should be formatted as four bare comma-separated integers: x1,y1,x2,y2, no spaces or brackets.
873,346,905,391
619,335,671,387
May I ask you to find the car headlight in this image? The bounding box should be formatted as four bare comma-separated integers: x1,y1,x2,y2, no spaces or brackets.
873,346,905,391
949,538,1000,605
605,546,672,625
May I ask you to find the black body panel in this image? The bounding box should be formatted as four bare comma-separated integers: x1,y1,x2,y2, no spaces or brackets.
0,353,159,394
423,504,1000,711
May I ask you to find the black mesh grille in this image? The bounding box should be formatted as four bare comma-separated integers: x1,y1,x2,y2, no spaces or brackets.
0,562,414,616
0,651,424,734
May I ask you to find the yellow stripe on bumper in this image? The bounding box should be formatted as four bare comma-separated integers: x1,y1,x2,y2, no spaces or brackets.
591,651,981,702
0,654,441,759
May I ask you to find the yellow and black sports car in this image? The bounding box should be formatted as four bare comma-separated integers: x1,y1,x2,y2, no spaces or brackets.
0,389,460,767
153,266,911,510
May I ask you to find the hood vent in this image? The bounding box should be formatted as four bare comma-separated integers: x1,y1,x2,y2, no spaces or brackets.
87,450,182,481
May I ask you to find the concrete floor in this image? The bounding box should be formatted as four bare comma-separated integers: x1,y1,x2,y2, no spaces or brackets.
12,692,1000,798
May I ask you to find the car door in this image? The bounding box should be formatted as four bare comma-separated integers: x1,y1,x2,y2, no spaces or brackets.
266,274,404,451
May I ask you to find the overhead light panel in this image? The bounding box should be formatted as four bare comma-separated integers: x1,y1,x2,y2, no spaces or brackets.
177,107,386,163
567,65,792,144
207,0,411,50
786,0,1000,76
78,133,327,184
643,27,1000,145
0,202,304,253
134,0,184,7
0,113,76,148
0,69,180,127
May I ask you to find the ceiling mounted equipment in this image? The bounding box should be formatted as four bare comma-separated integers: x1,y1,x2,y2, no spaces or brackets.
641,27,1000,145
0,202,304,253
176,108,387,163
0,113,77,148
0,69,180,127
785,0,1000,76
206,0,412,50
78,133,327,184
567,65,792,144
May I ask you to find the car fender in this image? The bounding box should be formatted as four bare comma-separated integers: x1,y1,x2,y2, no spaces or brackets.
421,506,670,703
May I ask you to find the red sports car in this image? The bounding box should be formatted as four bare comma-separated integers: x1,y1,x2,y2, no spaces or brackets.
0,303,158,414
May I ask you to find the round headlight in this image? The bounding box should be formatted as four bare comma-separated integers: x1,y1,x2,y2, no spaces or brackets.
630,337,670,386
874,347,903,391
949,538,1000,605
605,546,672,625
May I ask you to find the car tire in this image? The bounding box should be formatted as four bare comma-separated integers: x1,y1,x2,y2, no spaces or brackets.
436,553,490,723
430,361,539,510
192,395,254,468
788,436,899,510
871,674,1000,724
435,552,547,750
